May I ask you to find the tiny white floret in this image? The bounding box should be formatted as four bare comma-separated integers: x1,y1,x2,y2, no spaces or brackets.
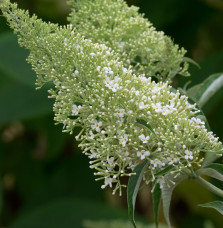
139,134,150,143
137,150,150,160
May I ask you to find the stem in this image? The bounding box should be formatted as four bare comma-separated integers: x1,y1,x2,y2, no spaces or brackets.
195,176,223,198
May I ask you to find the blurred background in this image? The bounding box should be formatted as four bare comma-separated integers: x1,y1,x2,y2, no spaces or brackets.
0,0,223,227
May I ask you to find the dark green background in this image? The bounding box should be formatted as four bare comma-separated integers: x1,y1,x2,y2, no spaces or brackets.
0,0,223,227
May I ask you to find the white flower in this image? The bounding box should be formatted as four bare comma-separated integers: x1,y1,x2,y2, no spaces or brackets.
114,76,120,83
118,41,125,50
167,155,179,165
107,157,115,166
101,177,113,189
166,103,177,112
191,117,205,126
139,134,150,143
151,159,162,168
137,150,150,160
104,76,120,92
158,104,176,116
122,148,129,156
120,134,128,146
186,101,195,109
91,121,102,132
104,77,112,88
122,67,128,73
89,130,95,139
157,176,165,189
76,45,83,51
74,70,79,75
140,76,150,82
129,161,136,170
103,66,113,75
152,86,161,93
135,90,140,96
184,150,193,160
72,104,82,115
114,108,125,118
152,102,162,113
89,149,97,159
109,82,120,92
161,106,170,115
139,101,148,110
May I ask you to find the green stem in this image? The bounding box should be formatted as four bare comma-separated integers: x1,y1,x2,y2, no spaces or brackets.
195,176,223,198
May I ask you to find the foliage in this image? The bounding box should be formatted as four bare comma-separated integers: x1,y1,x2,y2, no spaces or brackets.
83,220,168,228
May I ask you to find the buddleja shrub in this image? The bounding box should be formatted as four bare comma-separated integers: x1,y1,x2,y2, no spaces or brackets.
1,0,223,227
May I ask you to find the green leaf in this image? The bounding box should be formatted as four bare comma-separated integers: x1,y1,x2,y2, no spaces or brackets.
203,145,223,167
0,83,53,125
186,83,202,99
161,175,187,227
127,160,149,228
0,182,3,215
155,165,174,177
152,184,161,228
183,57,200,69
12,198,129,228
197,163,223,182
84,220,169,228
198,73,223,108
187,73,223,108
0,32,36,86
199,201,223,215
136,119,156,137
195,176,223,198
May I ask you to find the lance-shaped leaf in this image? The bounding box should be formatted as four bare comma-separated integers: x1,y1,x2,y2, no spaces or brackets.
197,163,223,182
0,83,53,125
198,73,223,107
155,165,174,177
0,32,36,87
152,184,161,228
183,57,200,69
162,175,187,227
187,73,223,108
127,160,149,228
199,201,223,215
195,176,223,198
136,118,156,137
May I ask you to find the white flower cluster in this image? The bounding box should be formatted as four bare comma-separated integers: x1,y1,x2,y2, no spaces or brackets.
1,0,222,195
67,0,189,82
104,76,121,92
